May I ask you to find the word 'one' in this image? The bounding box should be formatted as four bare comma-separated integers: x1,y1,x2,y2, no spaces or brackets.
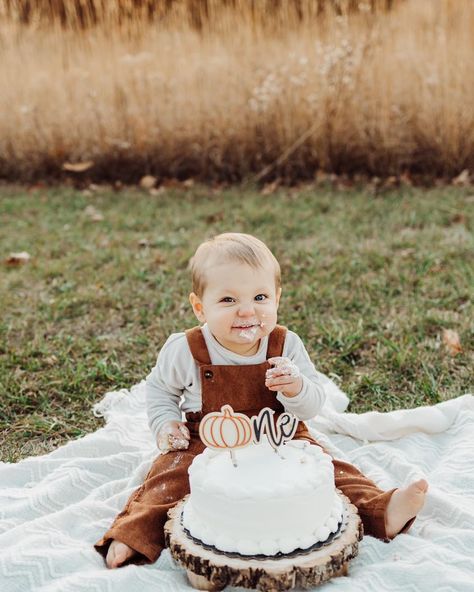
199,405,298,451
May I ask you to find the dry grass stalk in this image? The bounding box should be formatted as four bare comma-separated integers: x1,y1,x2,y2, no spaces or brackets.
0,0,473,182
1,1,401,30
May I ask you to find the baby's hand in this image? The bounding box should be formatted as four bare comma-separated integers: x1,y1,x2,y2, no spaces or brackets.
265,356,303,398
157,421,190,454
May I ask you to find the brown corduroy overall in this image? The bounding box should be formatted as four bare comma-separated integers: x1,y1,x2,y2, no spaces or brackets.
95,325,408,565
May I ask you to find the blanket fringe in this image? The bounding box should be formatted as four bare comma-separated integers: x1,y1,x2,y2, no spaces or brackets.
92,389,129,419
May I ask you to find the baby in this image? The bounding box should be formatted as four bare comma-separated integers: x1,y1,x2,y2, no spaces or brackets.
95,232,428,568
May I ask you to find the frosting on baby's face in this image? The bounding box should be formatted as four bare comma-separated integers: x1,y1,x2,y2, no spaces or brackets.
190,261,281,356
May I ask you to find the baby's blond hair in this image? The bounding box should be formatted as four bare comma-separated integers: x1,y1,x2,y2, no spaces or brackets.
189,233,281,297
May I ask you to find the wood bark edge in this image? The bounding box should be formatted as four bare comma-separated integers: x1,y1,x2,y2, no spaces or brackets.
164,490,363,591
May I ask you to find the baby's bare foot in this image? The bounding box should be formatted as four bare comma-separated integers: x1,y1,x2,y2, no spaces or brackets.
105,539,137,568
385,479,428,538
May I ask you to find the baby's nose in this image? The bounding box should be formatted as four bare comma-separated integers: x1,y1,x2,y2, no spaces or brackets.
238,303,256,316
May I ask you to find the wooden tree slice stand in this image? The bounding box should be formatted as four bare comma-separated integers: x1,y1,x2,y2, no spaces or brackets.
164,490,363,591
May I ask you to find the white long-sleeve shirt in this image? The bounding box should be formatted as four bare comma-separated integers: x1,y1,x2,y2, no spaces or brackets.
146,324,333,440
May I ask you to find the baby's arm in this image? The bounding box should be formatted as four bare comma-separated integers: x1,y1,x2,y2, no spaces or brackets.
269,331,332,420
146,333,191,453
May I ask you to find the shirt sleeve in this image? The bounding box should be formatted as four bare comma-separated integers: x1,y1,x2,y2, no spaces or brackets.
276,331,328,420
145,333,190,440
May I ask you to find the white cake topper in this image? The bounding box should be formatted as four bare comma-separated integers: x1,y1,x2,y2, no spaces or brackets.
199,405,298,466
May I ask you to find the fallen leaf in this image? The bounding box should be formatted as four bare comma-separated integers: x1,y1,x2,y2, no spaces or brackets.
139,175,157,190
261,180,279,195
399,172,413,186
84,205,104,222
315,170,329,185
5,251,31,266
383,176,399,188
62,160,94,173
450,213,466,225
162,178,182,188
149,187,165,196
14,367,25,378
442,329,462,356
205,211,225,224
452,169,470,187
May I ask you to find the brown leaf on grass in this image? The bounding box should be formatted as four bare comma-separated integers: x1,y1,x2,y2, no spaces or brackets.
399,172,413,186
83,205,104,222
44,355,58,366
450,213,466,225
205,211,225,224
62,160,94,173
154,253,166,265
384,176,399,188
452,169,470,187
14,367,25,379
149,187,166,196
139,175,157,190
442,329,462,356
261,180,279,195
161,178,182,188
5,251,31,266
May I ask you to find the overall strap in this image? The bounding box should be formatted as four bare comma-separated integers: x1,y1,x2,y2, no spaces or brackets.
185,326,212,365
266,324,287,359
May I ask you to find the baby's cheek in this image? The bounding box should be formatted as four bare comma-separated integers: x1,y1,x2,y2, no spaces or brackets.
260,312,278,334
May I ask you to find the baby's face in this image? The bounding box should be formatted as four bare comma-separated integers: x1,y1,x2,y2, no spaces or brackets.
190,261,281,355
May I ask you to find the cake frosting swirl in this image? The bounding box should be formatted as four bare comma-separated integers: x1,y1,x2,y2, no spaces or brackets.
182,439,342,556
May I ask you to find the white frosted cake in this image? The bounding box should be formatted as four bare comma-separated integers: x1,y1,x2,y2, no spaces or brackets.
182,439,343,556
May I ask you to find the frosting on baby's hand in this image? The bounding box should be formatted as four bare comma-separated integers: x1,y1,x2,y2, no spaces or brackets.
266,356,301,379
157,422,190,454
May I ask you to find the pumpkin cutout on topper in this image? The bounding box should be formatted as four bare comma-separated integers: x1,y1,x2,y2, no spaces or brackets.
199,405,298,466
199,405,253,466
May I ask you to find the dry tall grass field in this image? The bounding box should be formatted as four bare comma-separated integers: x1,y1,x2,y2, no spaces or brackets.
0,0,473,183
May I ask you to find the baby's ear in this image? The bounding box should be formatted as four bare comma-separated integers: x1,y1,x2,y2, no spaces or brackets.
189,292,205,322
276,286,282,308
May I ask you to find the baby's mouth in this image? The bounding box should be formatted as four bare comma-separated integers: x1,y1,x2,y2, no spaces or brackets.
231,321,265,342
232,322,262,329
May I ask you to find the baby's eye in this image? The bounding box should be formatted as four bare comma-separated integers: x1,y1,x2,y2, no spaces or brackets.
255,294,268,301
220,297,235,303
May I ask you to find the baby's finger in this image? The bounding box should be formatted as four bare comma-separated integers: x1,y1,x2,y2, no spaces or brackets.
266,367,292,378
169,425,186,440
169,435,190,450
267,356,288,367
178,424,191,440
268,367,300,379
266,383,293,391
265,376,296,388
157,432,172,453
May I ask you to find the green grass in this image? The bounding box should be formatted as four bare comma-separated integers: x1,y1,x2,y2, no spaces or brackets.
1,184,473,462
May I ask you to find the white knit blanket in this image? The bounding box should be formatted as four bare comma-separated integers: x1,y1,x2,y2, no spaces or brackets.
1,382,473,592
